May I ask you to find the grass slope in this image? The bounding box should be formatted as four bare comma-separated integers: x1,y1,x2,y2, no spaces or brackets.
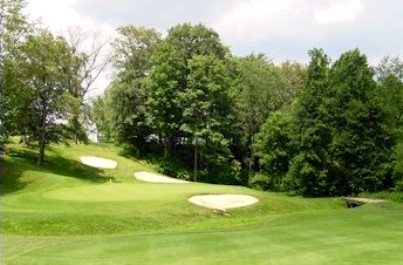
1,141,403,264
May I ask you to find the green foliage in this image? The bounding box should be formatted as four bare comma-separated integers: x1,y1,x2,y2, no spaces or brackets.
375,56,403,81
1,0,33,139
279,60,307,101
249,173,272,190
181,54,235,181
91,95,113,142
87,22,402,194
231,54,288,178
150,155,191,181
254,111,294,191
92,26,160,147
288,49,395,196
146,40,186,151
166,23,228,60
117,143,140,158
112,25,161,76
16,31,78,164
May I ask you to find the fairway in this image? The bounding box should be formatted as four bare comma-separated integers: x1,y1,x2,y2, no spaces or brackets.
1,142,403,265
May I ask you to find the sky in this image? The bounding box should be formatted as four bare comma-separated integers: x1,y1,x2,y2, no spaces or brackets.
25,0,403,90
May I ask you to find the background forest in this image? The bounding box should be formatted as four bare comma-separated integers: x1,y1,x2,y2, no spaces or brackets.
2,0,403,197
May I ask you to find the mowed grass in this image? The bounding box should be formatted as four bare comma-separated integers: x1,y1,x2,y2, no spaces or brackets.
1,141,403,265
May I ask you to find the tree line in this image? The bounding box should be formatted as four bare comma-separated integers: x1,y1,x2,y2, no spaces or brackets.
93,24,402,196
2,0,402,196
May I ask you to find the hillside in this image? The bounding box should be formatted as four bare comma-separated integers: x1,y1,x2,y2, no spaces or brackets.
1,142,403,265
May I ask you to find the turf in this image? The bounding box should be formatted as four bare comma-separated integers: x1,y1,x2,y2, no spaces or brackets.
1,141,403,264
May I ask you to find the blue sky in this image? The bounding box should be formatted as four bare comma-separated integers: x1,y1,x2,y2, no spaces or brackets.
25,0,402,93
27,0,402,63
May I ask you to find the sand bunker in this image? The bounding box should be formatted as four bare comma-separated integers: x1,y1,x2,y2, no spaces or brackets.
134,171,189,184
188,194,259,211
80,156,117,169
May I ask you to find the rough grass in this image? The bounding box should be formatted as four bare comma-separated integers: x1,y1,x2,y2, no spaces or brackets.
1,141,403,265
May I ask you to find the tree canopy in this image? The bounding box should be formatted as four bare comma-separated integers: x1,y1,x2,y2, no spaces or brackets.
3,9,402,195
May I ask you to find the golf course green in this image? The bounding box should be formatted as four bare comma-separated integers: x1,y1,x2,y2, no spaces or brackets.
1,141,403,265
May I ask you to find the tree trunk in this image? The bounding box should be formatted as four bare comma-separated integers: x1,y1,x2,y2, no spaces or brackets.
19,134,28,145
193,136,198,182
37,116,47,166
248,134,255,183
73,115,80,144
164,134,170,157
37,99,48,166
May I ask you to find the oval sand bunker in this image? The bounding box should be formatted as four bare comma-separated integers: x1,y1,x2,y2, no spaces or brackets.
80,156,117,169
134,171,189,184
188,194,258,211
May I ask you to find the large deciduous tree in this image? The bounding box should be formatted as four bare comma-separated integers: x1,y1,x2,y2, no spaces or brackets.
147,23,228,156
232,54,287,181
18,31,76,165
147,41,185,155
181,54,234,182
1,0,33,142
107,26,161,147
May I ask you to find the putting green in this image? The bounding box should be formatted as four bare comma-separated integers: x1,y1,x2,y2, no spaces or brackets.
42,183,258,203
43,183,194,202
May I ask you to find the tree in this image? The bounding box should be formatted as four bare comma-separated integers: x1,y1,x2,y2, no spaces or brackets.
180,54,234,182
63,26,111,143
145,23,240,182
289,48,336,196
375,56,403,82
328,49,395,194
374,57,403,186
147,23,228,157
112,26,161,79
279,60,307,102
165,23,227,61
146,41,186,156
106,26,161,148
289,49,395,196
254,111,294,191
374,57,403,136
1,0,33,142
18,31,76,165
232,54,287,181
91,94,113,142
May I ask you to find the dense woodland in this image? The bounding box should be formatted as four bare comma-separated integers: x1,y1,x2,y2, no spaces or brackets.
2,0,403,197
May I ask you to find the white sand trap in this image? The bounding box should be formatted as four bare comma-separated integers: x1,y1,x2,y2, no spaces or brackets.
134,171,189,184
188,194,259,211
80,156,117,169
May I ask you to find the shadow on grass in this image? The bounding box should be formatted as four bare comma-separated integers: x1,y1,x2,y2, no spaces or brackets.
1,148,112,196
1,157,27,196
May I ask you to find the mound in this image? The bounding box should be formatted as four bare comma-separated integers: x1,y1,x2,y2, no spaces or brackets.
80,156,117,169
134,171,189,184
188,194,259,211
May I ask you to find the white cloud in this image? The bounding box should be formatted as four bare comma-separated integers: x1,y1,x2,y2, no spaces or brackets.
26,0,115,35
25,0,115,94
213,0,315,42
315,0,364,24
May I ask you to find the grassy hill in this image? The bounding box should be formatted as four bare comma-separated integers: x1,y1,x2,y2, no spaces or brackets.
1,141,403,265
